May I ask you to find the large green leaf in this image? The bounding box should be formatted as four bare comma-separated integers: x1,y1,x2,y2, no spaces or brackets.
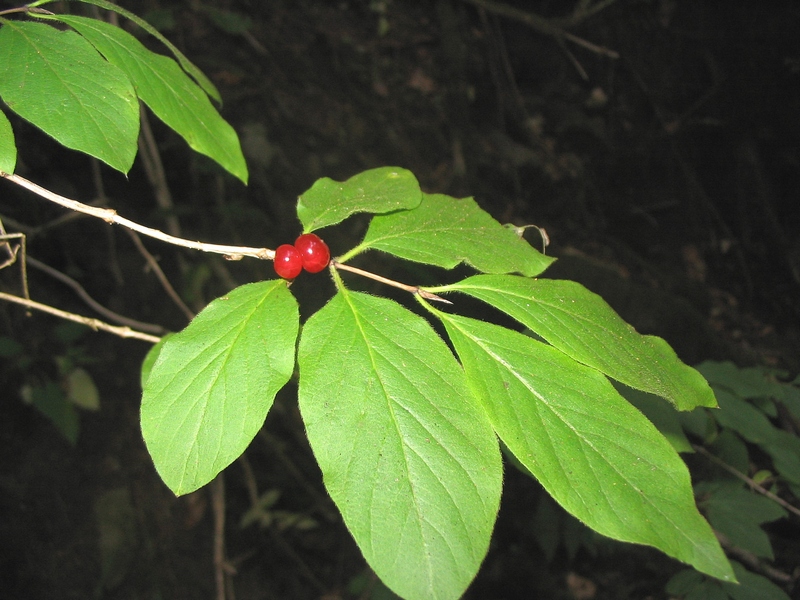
0,110,15,173
357,193,554,276
297,167,422,233
141,281,298,495
33,0,222,103
297,289,502,600
0,20,138,173
55,15,248,184
440,274,716,410
436,311,735,582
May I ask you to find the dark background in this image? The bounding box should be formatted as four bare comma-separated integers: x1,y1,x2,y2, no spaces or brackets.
1,0,798,598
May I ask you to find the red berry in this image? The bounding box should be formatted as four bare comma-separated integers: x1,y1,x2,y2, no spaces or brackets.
274,244,303,279
294,233,330,273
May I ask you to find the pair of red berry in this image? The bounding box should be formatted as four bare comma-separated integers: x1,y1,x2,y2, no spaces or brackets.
274,233,330,279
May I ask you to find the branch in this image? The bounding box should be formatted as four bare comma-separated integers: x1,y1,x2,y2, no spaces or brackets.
1,172,275,261
459,0,619,59
0,291,161,344
693,444,800,519
332,261,452,304
125,230,195,322
26,256,166,334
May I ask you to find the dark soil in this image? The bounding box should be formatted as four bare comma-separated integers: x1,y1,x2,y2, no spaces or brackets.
1,1,799,599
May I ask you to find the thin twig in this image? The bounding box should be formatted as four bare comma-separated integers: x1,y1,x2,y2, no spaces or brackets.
332,261,453,304
1,172,275,260
26,255,166,334
715,530,794,585
125,230,195,322
210,475,232,600
0,291,161,343
566,0,620,26
0,219,29,300
138,106,182,238
257,430,339,524
458,0,619,59
693,444,800,518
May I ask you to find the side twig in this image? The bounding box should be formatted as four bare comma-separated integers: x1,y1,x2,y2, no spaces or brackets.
125,230,196,322
332,260,453,304
693,444,800,518
1,172,275,261
26,256,166,334
0,291,161,343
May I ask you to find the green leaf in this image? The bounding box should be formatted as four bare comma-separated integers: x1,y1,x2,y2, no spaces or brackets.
697,361,781,399
140,333,171,389
297,167,422,233
197,3,254,35
0,21,138,173
708,430,751,477
666,569,705,596
763,431,800,484
26,381,80,444
56,0,221,103
724,561,792,600
698,482,786,560
442,275,716,410
55,15,248,184
0,110,16,173
358,193,554,276
141,281,298,495
436,312,735,582
65,367,100,411
712,388,779,444
297,289,502,600
617,384,693,453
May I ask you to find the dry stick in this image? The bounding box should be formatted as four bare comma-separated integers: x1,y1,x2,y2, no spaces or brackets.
332,260,453,304
1,172,275,260
693,444,800,519
0,291,161,343
26,255,166,334
0,223,29,300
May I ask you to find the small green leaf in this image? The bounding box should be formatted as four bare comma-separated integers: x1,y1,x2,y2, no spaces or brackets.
724,561,792,600
141,281,298,495
65,367,100,411
698,482,786,560
64,0,221,103
56,15,248,184
27,381,80,444
0,21,139,172
442,275,716,410
297,167,422,232
697,361,781,399
713,388,778,444
763,432,800,484
0,110,16,173
197,3,254,35
358,193,554,276
436,312,735,582
666,569,705,595
297,289,502,600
